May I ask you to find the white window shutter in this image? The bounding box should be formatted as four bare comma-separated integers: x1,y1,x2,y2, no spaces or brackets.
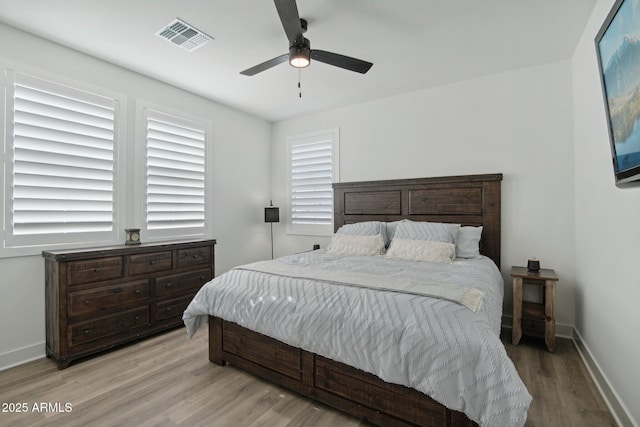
144,109,206,238
6,71,117,247
288,129,339,235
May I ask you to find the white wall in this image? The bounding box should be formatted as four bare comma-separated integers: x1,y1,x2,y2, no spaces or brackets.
573,0,640,425
272,61,576,325
0,23,273,370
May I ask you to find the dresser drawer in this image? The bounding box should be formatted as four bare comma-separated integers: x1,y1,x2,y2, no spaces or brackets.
67,280,149,317
68,307,149,347
177,246,212,269
127,251,172,275
154,295,193,322
67,257,123,286
155,268,211,297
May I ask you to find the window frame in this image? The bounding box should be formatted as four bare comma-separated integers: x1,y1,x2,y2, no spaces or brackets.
134,102,212,243
286,128,340,237
1,68,126,258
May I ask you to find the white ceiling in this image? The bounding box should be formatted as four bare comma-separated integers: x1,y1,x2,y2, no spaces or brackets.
0,0,596,122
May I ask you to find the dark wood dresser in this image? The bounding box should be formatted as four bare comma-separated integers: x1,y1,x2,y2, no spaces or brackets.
43,239,216,369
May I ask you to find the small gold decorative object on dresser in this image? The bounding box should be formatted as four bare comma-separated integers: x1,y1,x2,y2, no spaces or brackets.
43,239,216,369
511,266,558,352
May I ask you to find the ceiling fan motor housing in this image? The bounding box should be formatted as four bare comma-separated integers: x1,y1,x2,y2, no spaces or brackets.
289,37,311,68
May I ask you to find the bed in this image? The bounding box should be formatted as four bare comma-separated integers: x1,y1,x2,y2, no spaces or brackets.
183,174,532,427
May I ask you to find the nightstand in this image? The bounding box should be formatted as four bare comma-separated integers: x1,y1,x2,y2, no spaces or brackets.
511,266,558,352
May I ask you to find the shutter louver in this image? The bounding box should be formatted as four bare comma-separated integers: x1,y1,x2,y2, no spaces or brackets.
145,110,206,233
11,73,116,239
290,140,334,226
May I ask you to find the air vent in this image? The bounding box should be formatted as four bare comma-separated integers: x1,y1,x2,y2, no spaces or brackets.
155,18,212,52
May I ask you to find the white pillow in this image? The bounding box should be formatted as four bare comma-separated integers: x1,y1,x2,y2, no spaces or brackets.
456,226,483,258
336,221,385,236
337,221,388,248
385,238,456,263
392,220,460,244
326,233,385,256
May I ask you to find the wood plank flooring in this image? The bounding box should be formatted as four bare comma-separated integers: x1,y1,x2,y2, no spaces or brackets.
0,328,617,427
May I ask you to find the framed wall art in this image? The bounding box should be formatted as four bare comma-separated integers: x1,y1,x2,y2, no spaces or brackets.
595,0,640,186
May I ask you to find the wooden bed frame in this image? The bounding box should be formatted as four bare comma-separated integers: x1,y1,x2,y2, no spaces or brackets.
209,174,502,427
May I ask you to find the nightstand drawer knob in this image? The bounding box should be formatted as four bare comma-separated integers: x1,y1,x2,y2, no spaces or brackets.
84,300,91,305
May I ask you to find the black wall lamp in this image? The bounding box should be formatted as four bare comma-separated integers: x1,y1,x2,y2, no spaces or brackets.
264,200,279,259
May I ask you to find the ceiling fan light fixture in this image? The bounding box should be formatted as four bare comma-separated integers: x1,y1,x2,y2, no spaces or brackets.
289,41,310,68
240,1,373,76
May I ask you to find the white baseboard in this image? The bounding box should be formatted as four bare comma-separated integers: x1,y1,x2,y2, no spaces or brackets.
0,342,45,372
572,329,636,427
501,314,635,427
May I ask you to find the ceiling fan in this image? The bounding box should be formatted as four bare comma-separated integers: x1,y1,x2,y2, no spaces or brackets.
240,0,373,76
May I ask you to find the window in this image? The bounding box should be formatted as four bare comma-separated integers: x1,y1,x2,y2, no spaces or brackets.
3,70,120,251
287,128,339,236
142,108,208,240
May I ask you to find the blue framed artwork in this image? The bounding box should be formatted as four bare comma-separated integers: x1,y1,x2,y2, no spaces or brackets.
595,0,640,186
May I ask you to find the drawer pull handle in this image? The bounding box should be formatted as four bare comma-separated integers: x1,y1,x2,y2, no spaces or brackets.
200,276,205,280
165,283,171,288
150,260,156,265
135,315,140,320
94,268,101,273
165,307,171,312
84,300,91,305
193,254,201,259
83,329,91,334
134,289,141,294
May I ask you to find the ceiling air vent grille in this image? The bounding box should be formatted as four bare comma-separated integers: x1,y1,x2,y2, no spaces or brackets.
155,18,212,52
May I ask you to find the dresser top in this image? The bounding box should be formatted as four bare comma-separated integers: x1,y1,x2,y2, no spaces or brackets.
42,239,216,261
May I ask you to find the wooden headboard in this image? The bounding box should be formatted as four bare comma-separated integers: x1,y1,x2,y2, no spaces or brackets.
333,173,503,267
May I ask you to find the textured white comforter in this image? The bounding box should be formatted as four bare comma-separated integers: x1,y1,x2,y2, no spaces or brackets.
183,251,532,426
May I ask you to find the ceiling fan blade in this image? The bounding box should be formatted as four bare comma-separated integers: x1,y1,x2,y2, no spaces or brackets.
274,0,303,43
240,53,289,76
311,50,373,74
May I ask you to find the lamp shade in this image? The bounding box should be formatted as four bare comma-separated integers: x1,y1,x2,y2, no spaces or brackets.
264,205,279,223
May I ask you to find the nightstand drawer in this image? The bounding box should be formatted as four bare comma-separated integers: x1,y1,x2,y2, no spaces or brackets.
521,317,545,338
155,268,211,297
67,280,149,317
67,257,123,286
68,307,149,346
177,246,212,268
127,251,172,275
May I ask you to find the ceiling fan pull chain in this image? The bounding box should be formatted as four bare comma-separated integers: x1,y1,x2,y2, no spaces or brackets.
298,68,302,98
